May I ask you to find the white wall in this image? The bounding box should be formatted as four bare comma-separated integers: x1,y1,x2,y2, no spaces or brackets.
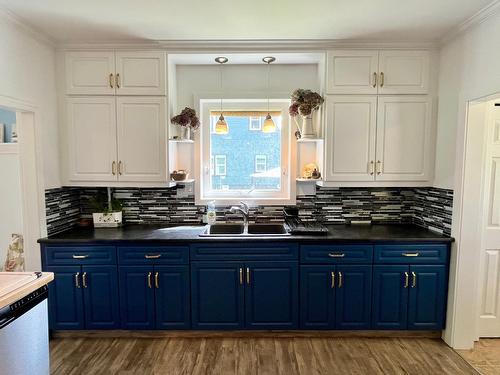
0,10,60,188
434,11,500,189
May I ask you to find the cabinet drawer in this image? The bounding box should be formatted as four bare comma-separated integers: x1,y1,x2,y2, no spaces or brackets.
190,243,298,261
374,244,448,264
300,244,373,264
118,246,189,265
44,246,116,266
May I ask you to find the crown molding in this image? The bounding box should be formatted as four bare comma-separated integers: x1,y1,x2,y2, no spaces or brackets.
0,7,56,47
441,0,500,45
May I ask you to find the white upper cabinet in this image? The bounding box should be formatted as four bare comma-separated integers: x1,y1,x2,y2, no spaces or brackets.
66,97,118,181
324,96,377,181
378,51,430,94
116,97,167,182
375,96,432,181
115,51,166,96
65,51,167,96
65,52,115,95
326,50,430,95
326,51,379,94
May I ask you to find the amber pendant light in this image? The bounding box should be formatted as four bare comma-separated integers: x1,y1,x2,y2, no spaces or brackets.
262,56,276,133
215,56,229,134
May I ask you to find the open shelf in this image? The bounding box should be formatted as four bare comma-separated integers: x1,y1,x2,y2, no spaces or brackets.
0,143,19,154
171,179,194,184
296,178,322,183
169,139,194,144
296,138,323,143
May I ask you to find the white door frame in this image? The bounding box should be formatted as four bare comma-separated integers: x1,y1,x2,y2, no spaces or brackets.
444,89,500,349
0,95,46,271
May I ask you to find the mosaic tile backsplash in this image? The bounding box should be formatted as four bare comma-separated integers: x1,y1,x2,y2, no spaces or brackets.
45,186,454,237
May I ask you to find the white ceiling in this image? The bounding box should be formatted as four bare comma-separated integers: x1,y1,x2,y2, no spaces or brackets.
0,0,493,43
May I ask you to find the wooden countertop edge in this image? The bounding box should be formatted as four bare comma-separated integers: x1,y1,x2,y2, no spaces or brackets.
0,273,54,309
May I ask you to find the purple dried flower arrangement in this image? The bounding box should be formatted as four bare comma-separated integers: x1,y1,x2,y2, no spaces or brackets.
289,89,324,117
171,107,200,130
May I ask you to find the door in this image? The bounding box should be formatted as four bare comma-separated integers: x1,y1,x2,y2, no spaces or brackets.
375,96,432,181
115,51,166,95
154,266,190,329
372,265,409,329
378,51,429,94
326,50,379,94
191,262,244,329
245,261,298,329
119,266,155,329
116,97,167,182
408,265,447,330
300,266,335,329
65,51,115,95
46,266,84,330
324,96,377,181
335,265,372,329
66,97,118,182
82,266,120,329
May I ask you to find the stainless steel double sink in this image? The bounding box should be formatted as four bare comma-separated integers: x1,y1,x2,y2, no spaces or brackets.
200,223,290,237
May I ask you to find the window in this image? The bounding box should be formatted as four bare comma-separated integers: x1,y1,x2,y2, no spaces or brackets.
198,99,293,205
249,117,262,131
255,155,267,173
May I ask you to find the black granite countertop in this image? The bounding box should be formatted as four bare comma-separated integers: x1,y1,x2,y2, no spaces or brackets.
38,224,454,244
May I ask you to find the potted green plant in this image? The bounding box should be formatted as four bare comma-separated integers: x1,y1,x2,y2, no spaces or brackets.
89,190,123,228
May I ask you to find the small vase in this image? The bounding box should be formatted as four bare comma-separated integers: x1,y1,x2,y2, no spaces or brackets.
301,115,316,138
179,126,191,140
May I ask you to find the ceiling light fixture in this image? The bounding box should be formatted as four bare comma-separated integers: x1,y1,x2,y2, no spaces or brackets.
214,56,229,135
262,56,277,133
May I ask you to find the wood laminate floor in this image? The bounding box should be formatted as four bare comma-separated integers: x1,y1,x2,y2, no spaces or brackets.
457,339,500,375
50,337,479,375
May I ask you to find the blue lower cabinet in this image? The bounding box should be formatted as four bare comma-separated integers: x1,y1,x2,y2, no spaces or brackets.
191,262,245,329
372,265,409,329
300,266,335,329
46,266,84,330
154,266,190,329
335,265,372,329
408,265,447,330
245,261,298,329
82,265,120,329
119,266,155,329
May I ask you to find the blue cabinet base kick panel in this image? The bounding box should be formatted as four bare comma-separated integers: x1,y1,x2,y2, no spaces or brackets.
41,240,450,331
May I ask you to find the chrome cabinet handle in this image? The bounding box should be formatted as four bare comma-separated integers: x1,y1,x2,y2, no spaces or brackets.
338,272,343,288
331,271,335,289
72,254,89,259
155,272,159,289
147,272,152,289
109,73,114,88
116,73,121,88
112,161,117,175
239,268,243,285
376,160,382,175
404,272,409,288
380,72,384,87
145,254,161,259
246,267,250,285
82,272,88,288
402,252,420,257
328,253,345,258
411,272,417,288
75,272,80,288
372,72,377,88
369,160,375,175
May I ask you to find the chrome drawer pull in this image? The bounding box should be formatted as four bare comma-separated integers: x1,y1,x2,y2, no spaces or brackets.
328,253,345,258
145,254,161,259
402,252,420,257
72,254,89,259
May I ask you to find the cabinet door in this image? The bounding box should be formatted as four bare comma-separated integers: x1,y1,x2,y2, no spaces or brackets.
46,266,84,330
375,96,432,181
82,266,120,329
335,265,372,329
115,51,166,95
372,265,409,329
326,50,379,94
154,266,190,329
66,97,118,182
116,97,167,182
191,262,244,329
408,265,447,330
324,96,377,181
245,261,298,329
300,266,335,329
65,51,115,95
378,51,429,94
119,266,155,329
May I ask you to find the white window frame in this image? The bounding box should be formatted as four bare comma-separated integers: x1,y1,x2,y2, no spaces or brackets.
214,155,226,176
255,155,267,173
196,98,295,206
249,116,262,131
